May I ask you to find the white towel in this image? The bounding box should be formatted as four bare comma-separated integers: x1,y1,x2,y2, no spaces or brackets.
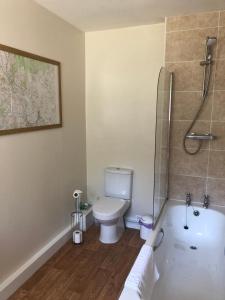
123,244,159,300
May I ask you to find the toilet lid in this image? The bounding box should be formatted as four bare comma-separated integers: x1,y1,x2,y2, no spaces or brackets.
93,197,126,220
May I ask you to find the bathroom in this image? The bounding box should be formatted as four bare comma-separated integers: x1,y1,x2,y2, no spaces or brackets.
0,0,225,300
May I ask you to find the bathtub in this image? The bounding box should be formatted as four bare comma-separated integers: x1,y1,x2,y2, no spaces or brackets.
120,200,225,300
151,200,225,300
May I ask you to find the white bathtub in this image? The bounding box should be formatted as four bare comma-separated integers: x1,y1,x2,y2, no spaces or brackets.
151,200,225,300
120,200,225,300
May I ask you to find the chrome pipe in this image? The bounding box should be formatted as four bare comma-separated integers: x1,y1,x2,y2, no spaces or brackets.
186,132,216,141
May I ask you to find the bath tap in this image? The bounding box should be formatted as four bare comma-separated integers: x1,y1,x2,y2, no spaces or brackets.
203,194,210,208
186,193,191,206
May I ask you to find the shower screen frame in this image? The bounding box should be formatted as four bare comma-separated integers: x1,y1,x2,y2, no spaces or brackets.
152,67,173,228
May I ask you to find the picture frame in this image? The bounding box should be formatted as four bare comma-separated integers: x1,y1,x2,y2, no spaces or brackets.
0,44,62,135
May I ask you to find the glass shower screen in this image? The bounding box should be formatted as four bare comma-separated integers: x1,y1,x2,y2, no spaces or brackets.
153,67,173,226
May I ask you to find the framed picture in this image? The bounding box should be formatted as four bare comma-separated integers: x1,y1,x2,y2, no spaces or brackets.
0,44,62,135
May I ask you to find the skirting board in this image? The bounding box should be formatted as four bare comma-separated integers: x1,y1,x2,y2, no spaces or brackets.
0,225,72,300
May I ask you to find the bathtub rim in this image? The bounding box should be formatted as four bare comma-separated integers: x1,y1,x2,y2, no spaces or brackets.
146,199,225,248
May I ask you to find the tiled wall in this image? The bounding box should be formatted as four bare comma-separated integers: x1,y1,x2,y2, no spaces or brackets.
166,11,225,206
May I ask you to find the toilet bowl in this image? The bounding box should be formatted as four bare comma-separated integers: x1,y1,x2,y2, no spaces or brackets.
93,167,133,244
93,197,130,243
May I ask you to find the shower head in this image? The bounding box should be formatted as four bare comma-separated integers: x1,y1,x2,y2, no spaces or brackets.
204,36,217,61
206,36,217,48
200,36,217,66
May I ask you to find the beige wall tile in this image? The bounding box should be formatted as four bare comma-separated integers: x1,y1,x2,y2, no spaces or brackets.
160,173,168,198
170,147,208,177
212,91,225,121
157,147,168,175
157,91,171,120
219,11,225,26
171,120,210,149
208,150,225,178
166,62,205,91
161,119,170,148
172,92,212,121
166,28,218,62
166,12,219,32
207,178,225,205
169,174,206,201
167,10,225,207
217,26,225,59
211,122,225,150
214,59,225,90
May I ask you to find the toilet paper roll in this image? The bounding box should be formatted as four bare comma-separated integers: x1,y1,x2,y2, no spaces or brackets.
73,230,83,244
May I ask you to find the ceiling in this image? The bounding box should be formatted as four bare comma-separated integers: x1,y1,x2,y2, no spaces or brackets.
35,0,225,32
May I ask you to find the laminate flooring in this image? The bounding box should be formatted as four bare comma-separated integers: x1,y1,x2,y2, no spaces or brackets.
9,225,144,300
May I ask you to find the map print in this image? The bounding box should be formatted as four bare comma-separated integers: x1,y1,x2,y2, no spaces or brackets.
0,49,60,131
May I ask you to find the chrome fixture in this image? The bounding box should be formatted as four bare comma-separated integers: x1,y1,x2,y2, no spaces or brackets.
183,36,217,155
190,245,198,250
203,194,210,208
186,132,216,141
201,37,217,98
186,192,192,206
193,210,200,216
184,193,191,230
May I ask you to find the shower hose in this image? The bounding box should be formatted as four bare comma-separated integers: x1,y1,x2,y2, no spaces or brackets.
183,60,212,155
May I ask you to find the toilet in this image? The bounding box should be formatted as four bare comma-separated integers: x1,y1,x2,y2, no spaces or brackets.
93,167,133,244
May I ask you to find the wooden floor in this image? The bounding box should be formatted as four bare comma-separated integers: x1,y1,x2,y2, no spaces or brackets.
9,225,144,300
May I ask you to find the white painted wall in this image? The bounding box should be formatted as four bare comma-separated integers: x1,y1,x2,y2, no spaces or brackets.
85,24,165,219
0,8,165,293
0,0,86,284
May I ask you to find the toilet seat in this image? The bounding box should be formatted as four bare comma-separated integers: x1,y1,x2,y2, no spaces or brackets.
93,197,129,221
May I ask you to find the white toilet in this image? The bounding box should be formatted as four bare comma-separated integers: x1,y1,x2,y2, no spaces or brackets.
93,167,133,244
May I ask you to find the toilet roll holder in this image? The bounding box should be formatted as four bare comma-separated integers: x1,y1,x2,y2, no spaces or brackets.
71,189,83,244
